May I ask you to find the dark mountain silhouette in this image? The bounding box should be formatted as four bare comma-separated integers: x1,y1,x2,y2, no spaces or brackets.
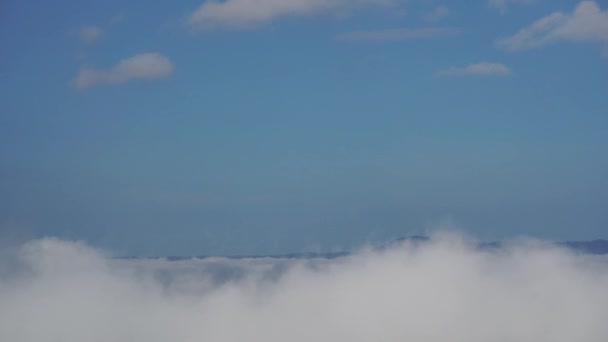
393,236,608,255
559,239,608,254
123,237,608,260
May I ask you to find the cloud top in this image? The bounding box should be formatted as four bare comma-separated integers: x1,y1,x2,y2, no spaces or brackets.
74,53,174,90
1,234,608,341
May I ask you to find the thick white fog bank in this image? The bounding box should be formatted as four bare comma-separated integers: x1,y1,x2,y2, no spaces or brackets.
1,235,608,342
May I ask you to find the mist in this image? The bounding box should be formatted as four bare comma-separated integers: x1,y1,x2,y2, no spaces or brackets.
1,233,607,341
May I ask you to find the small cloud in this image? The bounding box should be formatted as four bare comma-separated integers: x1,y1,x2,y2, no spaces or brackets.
496,1,608,56
108,12,126,27
186,0,403,30
488,0,537,13
77,13,125,45
424,5,449,23
335,27,457,42
435,62,512,77
79,26,103,44
73,53,174,90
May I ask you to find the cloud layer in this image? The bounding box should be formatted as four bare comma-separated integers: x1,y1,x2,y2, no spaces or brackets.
1,234,608,342
73,53,174,90
497,1,608,56
187,0,400,30
436,62,512,77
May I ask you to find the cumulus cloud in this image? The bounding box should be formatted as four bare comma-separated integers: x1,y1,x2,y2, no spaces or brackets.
335,27,457,42
187,0,401,30
435,62,512,77
423,5,449,23
73,53,174,90
1,234,608,342
79,26,103,43
496,1,608,56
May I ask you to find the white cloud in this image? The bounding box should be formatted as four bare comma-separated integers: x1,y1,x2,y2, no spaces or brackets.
496,1,608,55
436,62,512,77
335,27,457,42
79,26,103,44
77,13,125,45
1,234,608,341
424,5,449,23
187,0,401,30
73,53,174,90
489,0,537,13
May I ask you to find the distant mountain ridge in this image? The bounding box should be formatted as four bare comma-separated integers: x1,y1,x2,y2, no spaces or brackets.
559,239,608,255
126,237,608,260
394,236,608,255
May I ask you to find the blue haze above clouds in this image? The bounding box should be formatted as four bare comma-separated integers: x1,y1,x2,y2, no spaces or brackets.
1,0,607,256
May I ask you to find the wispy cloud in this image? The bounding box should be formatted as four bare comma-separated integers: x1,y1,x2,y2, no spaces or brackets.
73,53,174,90
79,26,103,44
1,234,608,341
435,62,512,77
496,1,608,56
335,27,457,42
77,13,125,45
108,12,127,26
488,0,537,13
423,5,449,23
187,0,403,30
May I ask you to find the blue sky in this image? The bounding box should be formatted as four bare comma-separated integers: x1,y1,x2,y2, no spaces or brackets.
1,0,607,256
